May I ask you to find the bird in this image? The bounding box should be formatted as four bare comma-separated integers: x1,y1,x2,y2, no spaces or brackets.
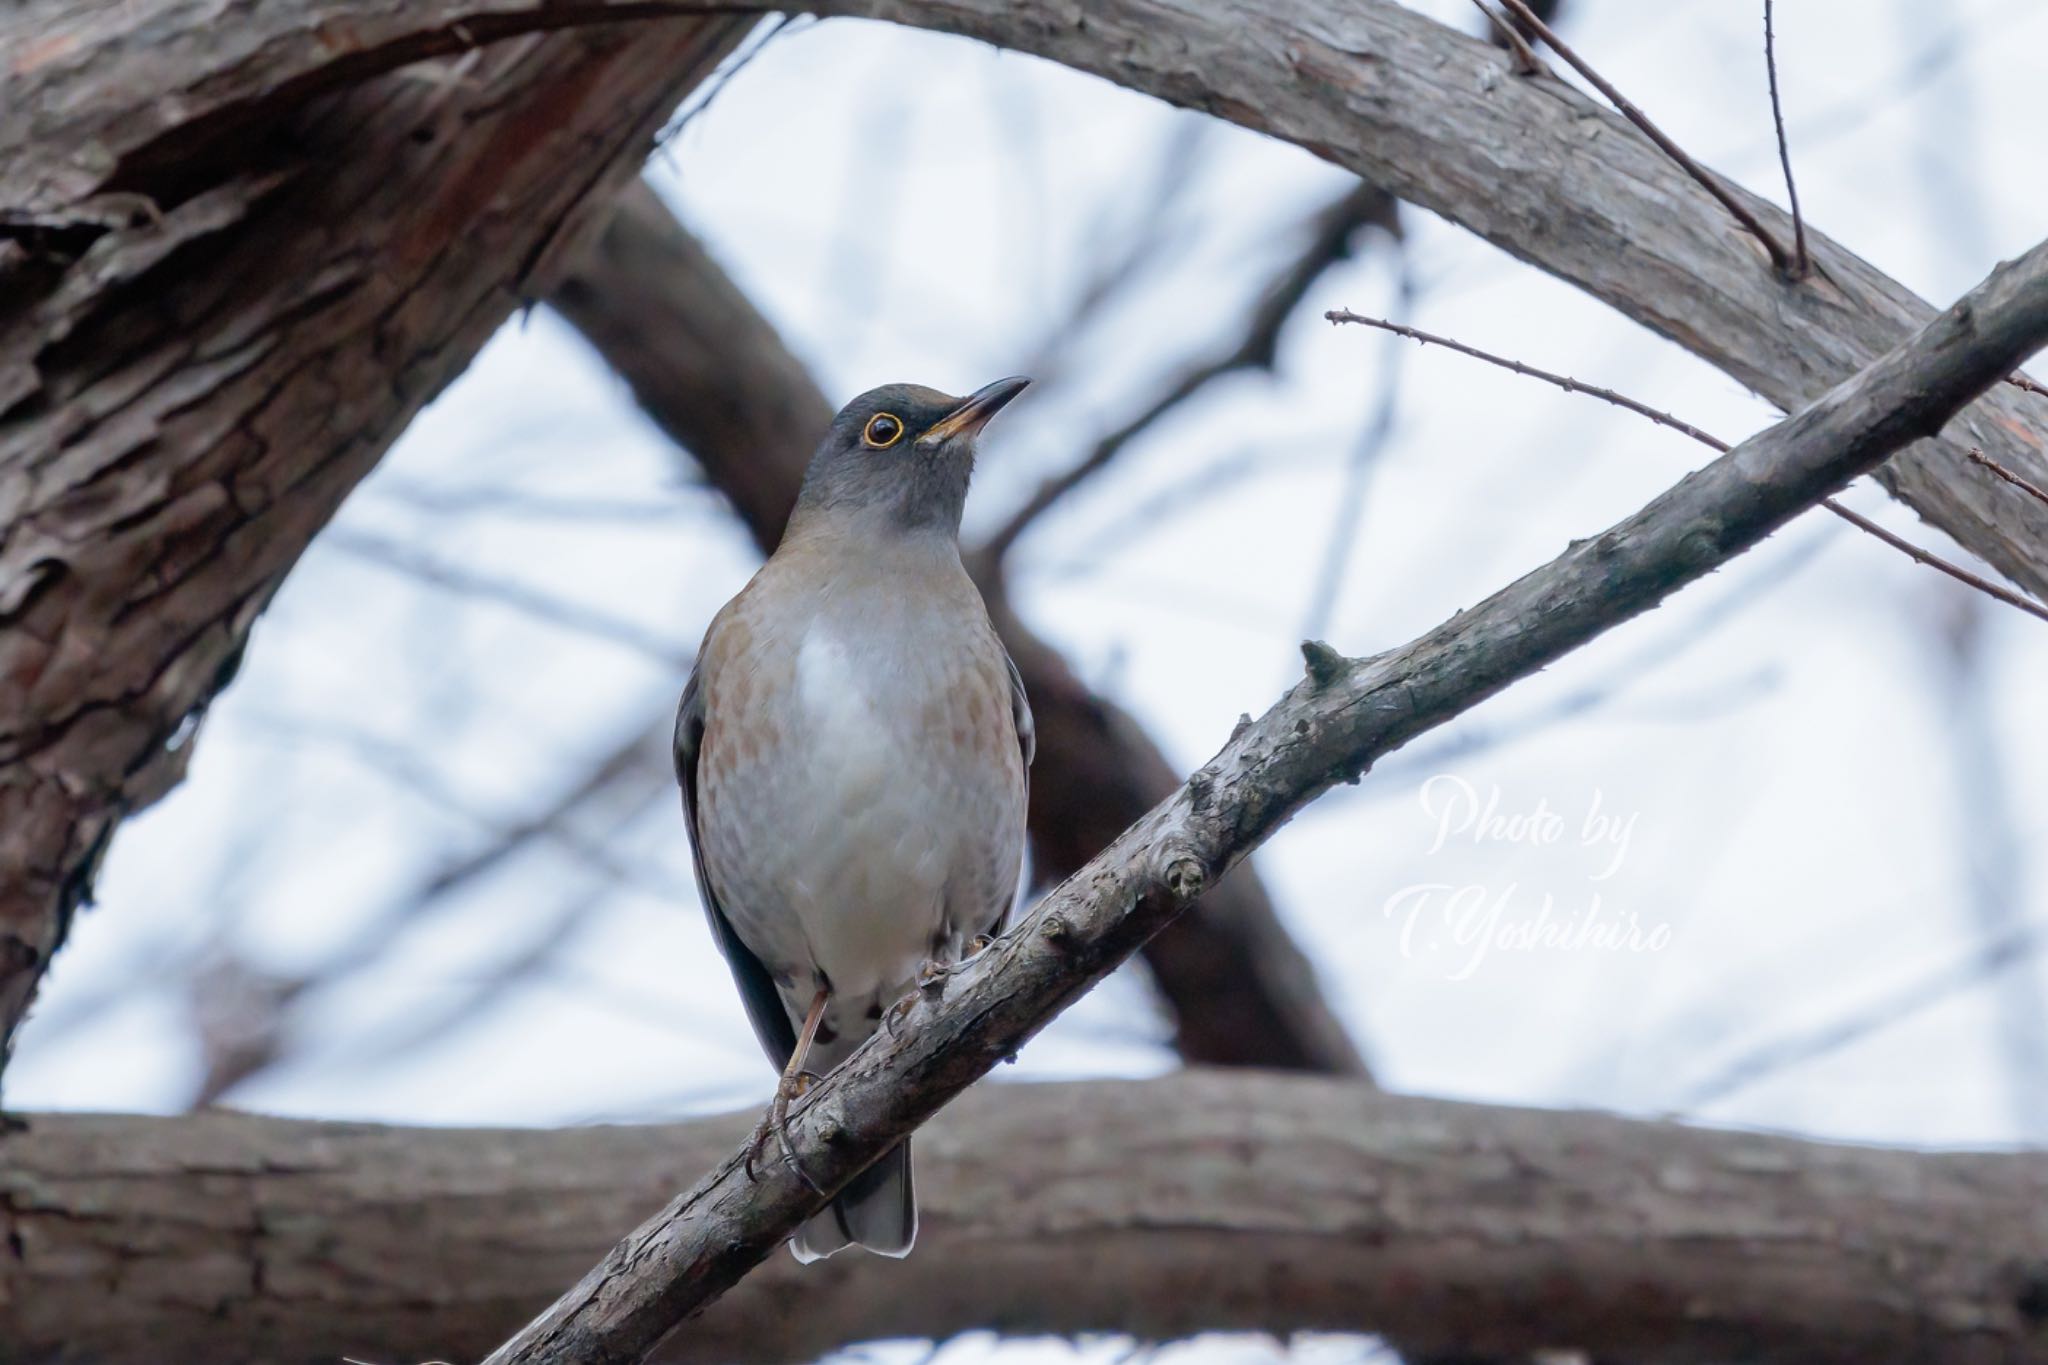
674,377,1035,1262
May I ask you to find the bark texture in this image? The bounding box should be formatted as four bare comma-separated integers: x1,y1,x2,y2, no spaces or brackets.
0,6,753,1081
551,182,1368,1075
5,1073,2047,1365
481,239,2048,1365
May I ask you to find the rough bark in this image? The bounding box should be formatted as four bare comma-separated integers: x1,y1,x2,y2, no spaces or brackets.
0,6,754,1083
5,1072,2046,1365
480,238,2048,1365
550,182,1368,1075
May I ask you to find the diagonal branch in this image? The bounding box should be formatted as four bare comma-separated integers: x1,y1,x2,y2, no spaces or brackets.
484,231,2048,1365
6,1073,2046,1365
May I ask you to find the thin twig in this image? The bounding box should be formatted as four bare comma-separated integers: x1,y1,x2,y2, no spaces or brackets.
1762,0,1810,277
1491,0,1798,277
1323,311,1728,448
1966,446,2048,508
980,181,1398,562
1817,501,2048,624
2008,372,2048,398
1323,309,2048,625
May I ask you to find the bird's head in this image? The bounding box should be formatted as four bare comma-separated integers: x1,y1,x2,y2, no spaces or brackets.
788,377,1030,541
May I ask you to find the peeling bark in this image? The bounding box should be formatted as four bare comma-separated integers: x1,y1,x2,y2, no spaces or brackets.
0,9,754,1081
5,1073,2047,1365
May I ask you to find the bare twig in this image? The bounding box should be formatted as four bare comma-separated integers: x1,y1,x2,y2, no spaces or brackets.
1324,310,2048,625
1490,0,1798,276
482,239,2048,1365
1967,445,2048,507
1762,0,1809,277
1324,311,1726,448
1813,501,2048,624
2008,372,2048,398
980,180,1399,561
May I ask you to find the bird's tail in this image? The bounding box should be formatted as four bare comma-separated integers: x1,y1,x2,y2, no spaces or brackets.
791,1138,915,1263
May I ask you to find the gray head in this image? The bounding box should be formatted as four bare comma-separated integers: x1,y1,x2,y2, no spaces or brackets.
787,378,1029,541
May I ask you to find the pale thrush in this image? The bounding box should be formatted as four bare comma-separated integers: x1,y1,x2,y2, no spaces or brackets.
674,378,1034,1261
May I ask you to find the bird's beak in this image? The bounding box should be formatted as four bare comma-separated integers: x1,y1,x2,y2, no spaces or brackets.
919,376,1031,448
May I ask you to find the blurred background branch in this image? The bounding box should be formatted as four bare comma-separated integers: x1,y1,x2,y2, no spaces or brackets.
9,1074,2044,1365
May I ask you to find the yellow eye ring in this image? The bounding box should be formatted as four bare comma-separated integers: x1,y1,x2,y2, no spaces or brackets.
863,412,905,448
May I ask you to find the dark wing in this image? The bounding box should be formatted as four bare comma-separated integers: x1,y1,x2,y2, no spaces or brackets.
985,646,1036,940
1004,647,1036,772
674,667,797,1069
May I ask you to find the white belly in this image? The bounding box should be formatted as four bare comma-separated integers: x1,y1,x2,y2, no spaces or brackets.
700,616,1025,1024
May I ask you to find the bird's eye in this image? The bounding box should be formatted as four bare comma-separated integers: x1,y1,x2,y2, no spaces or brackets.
863,413,905,448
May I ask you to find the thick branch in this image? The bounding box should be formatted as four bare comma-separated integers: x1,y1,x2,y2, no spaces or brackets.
5,1073,2046,1365
550,181,1367,1075
0,8,754,1080
485,230,2048,1365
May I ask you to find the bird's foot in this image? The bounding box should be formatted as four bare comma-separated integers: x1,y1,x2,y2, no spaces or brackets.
883,989,919,1039
744,1069,825,1195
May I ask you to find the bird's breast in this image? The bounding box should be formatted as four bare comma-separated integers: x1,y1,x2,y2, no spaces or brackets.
697,582,1024,1008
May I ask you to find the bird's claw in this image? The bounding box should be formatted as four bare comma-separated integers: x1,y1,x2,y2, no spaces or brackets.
890,937,999,1035
883,990,919,1039
745,1069,825,1196
915,936,994,994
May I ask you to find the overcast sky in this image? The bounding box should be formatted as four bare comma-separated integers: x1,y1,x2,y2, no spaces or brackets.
15,0,2048,1357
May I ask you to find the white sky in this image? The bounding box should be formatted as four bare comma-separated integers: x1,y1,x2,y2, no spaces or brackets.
14,0,2048,1358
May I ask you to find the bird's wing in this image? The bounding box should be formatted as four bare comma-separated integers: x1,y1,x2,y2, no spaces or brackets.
1004,646,1036,772
674,666,798,1069
983,644,1036,940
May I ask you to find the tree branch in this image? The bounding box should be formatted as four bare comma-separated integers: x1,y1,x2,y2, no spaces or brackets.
5,1073,2045,1365
550,180,1369,1076
484,231,2048,1365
